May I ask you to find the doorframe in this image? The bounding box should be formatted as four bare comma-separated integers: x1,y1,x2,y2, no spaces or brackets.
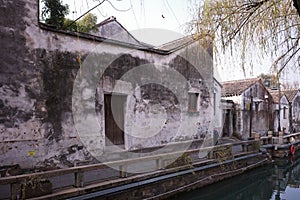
103,92,128,148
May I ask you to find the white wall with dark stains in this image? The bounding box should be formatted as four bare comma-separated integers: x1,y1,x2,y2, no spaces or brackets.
292,91,300,132
0,0,214,168
273,95,290,132
223,81,273,139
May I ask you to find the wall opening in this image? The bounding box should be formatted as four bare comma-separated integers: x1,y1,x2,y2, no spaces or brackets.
188,93,199,112
283,107,287,119
104,94,126,146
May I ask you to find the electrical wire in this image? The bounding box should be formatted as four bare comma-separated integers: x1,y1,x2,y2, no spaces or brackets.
105,0,131,12
130,0,140,29
64,0,106,29
164,0,181,27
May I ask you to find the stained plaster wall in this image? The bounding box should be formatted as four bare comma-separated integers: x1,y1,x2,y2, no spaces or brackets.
0,0,214,168
273,96,290,132
238,82,272,138
225,82,273,139
292,92,300,132
213,80,223,136
220,100,235,137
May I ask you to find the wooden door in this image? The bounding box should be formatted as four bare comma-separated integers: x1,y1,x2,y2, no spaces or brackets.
104,94,126,146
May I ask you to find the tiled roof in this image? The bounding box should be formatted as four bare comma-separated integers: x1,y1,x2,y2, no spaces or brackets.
283,89,299,103
92,16,153,48
268,90,280,103
155,34,213,54
268,89,299,103
221,78,261,97
156,35,196,51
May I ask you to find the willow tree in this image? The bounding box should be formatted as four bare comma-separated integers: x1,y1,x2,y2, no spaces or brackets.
191,0,300,76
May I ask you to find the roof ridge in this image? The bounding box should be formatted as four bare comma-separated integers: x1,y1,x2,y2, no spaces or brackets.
282,89,299,91
221,78,264,97
96,16,116,26
221,77,260,84
157,34,196,47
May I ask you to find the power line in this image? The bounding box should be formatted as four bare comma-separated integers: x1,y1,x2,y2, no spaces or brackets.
130,0,140,29
164,0,181,27
105,0,131,12
64,0,106,29
97,6,107,18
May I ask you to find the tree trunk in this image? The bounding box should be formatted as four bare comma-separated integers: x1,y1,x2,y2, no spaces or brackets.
293,0,300,17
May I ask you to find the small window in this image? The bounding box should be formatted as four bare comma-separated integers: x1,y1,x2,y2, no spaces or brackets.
255,103,259,114
188,93,199,112
283,107,287,119
213,92,216,115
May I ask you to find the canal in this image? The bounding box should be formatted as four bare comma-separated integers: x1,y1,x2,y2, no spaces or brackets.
170,154,300,200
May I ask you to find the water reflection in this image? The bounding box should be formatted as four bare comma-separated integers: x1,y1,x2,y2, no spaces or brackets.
170,154,300,200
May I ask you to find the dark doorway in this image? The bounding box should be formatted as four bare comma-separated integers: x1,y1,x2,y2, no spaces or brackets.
222,110,230,137
104,94,126,146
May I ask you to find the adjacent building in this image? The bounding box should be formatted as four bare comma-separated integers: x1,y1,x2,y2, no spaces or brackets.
221,78,273,139
284,89,300,132
269,90,290,132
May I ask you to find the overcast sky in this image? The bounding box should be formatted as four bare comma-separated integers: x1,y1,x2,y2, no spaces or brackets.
60,0,300,85
63,0,193,44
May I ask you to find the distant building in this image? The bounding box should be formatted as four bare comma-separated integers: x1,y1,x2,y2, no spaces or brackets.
221,78,273,139
283,89,300,132
220,99,235,138
268,90,290,133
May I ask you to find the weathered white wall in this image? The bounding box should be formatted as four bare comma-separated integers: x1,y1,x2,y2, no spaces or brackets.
224,82,273,139
213,80,223,136
280,96,290,132
0,0,214,168
292,91,300,132
273,96,290,133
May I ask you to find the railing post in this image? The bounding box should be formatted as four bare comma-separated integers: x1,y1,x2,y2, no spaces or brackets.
74,171,84,188
208,149,214,159
254,133,260,141
268,131,273,144
119,165,127,178
242,143,247,152
156,158,163,170
278,132,283,145
268,131,273,137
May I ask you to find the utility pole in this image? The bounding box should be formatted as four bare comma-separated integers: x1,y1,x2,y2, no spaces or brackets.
276,70,281,132
249,88,253,139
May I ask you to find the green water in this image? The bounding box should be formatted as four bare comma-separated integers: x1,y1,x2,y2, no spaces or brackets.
170,156,300,200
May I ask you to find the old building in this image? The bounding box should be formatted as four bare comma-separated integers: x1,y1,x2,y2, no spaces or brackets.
221,78,273,139
283,89,300,132
269,90,290,133
0,0,216,168
220,99,235,138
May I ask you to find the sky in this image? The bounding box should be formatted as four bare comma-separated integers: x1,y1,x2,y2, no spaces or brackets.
63,0,193,44
59,0,300,85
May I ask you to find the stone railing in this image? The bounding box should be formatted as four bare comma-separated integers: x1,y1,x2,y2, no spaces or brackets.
0,140,259,199
260,131,300,145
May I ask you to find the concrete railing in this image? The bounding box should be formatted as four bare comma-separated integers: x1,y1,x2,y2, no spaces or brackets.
0,140,259,199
